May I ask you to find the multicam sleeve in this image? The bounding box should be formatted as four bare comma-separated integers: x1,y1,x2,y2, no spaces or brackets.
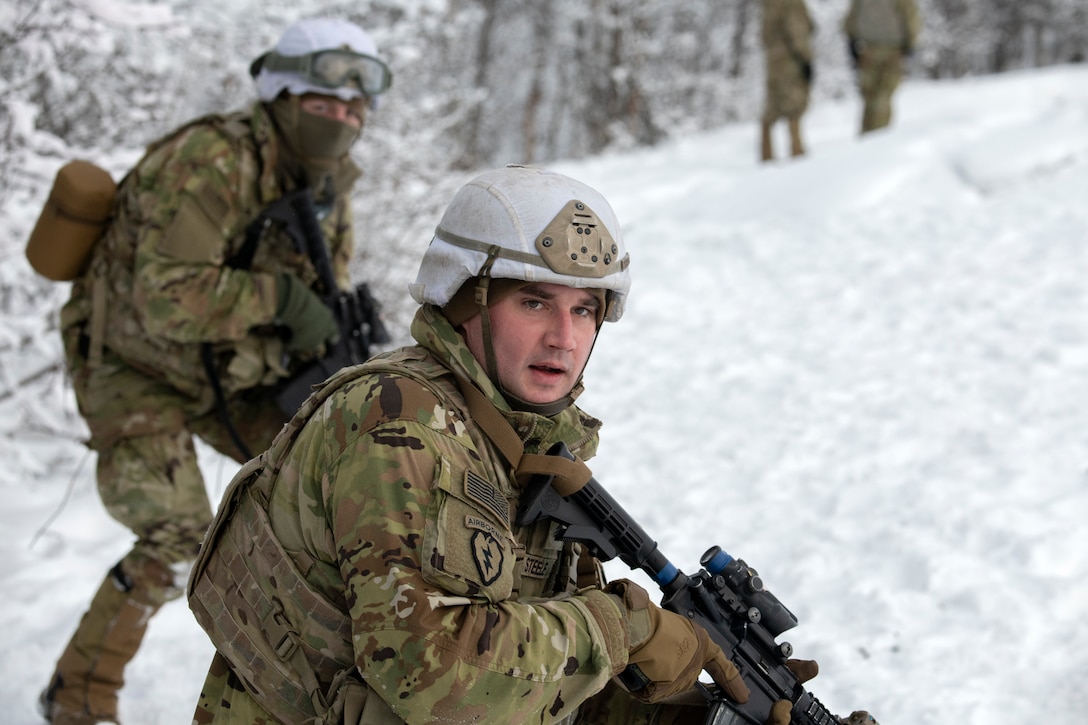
131,127,279,344
327,417,631,723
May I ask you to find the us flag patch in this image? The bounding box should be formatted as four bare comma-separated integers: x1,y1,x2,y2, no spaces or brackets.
465,470,510,526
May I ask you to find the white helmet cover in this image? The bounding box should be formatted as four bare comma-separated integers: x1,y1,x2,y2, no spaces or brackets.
411,166,631,322
255,18,385,106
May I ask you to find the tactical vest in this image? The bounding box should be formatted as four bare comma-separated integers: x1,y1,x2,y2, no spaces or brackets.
189,351,600,725
188,360,413,725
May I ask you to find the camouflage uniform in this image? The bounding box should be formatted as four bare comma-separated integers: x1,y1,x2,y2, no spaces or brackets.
189,304,694,724
760,0,814,161
45,100,359,721
843,0,921,133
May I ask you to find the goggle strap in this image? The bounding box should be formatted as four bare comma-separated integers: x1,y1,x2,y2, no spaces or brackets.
249,52,269,79
262,52,312,75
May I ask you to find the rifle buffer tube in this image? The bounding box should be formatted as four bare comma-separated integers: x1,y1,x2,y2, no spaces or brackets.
540,442,681,588
568,473,681,588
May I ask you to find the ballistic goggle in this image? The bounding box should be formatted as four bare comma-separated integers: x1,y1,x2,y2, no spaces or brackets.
250,49,393,96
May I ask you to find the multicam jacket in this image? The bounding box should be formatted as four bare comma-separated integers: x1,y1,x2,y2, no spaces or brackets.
60,102,359,419
189,305,633,724
761,0,815,120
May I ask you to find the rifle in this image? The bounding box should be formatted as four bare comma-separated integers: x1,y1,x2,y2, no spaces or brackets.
244,188,391,416
517,443,842,725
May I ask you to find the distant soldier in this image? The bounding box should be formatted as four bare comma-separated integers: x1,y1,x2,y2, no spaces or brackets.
760,0,815,162
844,0,921,133
38,17,392,725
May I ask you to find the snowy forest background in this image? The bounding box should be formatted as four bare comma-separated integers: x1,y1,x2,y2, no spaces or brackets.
4,0,1088,322
1,1,1088,722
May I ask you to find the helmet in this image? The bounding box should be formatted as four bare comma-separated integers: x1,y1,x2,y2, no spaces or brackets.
252,18,391,109
411,165,631,323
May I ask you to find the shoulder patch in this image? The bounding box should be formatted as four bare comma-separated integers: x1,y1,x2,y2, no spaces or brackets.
159,192,224,264
464,470,511,528
471,530,504,586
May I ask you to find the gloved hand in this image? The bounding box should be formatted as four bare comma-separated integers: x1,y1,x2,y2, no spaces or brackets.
765,659,819,725
275,272,339,353
768,700,792,725
839,711,879,725
607,579,749,705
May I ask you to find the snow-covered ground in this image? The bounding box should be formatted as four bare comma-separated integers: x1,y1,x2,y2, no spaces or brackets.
2,64,1087,723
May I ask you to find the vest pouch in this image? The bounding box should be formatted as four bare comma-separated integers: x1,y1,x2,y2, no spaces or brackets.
26,160,117,281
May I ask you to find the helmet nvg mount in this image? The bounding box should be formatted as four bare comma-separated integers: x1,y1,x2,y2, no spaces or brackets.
411,165,631,324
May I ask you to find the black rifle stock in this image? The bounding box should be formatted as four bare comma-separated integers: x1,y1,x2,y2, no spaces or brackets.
247,188,391,416
516,443,840,725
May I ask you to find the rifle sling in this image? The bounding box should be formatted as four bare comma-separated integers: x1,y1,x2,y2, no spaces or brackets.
453,375,592,497
200,343,253,461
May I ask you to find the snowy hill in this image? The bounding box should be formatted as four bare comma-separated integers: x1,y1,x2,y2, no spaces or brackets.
2,65,1087,723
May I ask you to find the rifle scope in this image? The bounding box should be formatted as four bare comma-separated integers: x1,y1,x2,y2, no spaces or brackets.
701,545,798,638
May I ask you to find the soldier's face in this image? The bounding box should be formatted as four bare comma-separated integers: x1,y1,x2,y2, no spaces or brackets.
299,94,365,129
462,283,600,404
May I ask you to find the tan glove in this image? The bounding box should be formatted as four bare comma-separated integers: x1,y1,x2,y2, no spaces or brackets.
768,700,793,725
607,579,749,705
766,659,820,724
785,658,818,683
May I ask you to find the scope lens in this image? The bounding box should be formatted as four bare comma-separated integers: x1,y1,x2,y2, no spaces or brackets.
701,546,734,575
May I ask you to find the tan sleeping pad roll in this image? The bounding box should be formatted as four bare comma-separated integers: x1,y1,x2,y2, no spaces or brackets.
26,160,117,281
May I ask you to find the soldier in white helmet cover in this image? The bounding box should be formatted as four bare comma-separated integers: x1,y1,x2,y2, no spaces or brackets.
187,166,878,725
39,17,392,725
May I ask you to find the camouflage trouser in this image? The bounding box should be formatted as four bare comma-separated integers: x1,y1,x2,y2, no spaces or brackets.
94,401,286,596
47,333,288,718
68,337,288,600
855,45,904,133
761,60,810,160
761,63,810,125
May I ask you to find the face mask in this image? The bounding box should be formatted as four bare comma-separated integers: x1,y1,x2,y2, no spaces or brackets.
297,110,361,166
270,96,361,184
